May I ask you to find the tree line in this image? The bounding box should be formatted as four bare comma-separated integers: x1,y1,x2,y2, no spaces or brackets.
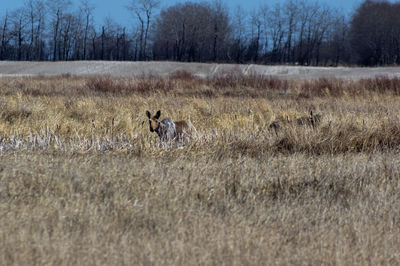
0,0,399,66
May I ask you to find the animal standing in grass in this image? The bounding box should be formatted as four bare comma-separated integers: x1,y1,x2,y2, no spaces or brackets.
269,111,322,135
146,110,197,142
296,111,322,128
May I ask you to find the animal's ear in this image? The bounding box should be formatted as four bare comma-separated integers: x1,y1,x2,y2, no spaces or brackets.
155,110,161,119
146,110,151,119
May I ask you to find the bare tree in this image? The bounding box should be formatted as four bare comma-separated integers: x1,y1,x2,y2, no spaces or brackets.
127,0,160,60
295,1,332,65
80,0,94,60
295,0,315,65
152,2,231,62
230,6,248,63
10,8,28,60
60,12,77,60
283,0,299,63
349,0,400,65
322,13,349,66
268,4,286,63
0,0,359,65
247,7,267,62
210,0,230,61
0,12,11,59
153,2,207,61
26,0,36,59
46,0,72,61
90,27,97,59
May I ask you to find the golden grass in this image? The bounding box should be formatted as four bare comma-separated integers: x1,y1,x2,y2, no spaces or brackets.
1,73,400,264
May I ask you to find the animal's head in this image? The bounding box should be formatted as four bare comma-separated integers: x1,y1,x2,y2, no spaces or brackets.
309,110,323,126
146,110,161,133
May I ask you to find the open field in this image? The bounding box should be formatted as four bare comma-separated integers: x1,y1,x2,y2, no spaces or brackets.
1,60,400,80
1,68,400,264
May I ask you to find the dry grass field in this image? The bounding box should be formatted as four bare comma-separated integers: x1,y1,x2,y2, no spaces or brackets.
1,70,400,265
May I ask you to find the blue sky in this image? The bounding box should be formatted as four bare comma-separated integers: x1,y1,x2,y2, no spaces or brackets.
0,0,376,26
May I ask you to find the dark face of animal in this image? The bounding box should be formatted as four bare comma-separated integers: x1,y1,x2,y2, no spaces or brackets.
146,110,161,134
310,111,322,125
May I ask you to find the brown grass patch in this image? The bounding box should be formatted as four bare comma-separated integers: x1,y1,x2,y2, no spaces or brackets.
1,73,400,264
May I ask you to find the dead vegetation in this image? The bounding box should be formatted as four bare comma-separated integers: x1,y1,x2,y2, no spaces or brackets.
1,71,400,264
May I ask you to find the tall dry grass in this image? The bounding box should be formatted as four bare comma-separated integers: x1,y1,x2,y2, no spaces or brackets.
1,71,400,265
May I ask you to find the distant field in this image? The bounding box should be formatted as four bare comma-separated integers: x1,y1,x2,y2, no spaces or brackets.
1,68,400,264
1,61,400,80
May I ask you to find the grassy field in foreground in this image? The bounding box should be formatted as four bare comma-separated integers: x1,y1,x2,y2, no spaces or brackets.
1,72,400,265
